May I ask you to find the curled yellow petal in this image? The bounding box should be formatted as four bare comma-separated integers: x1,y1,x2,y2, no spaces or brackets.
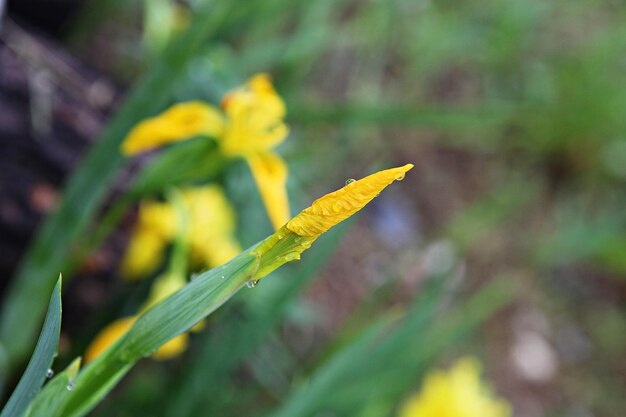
253,164,413,280
85,317,136,363
121,101,224,155
246,152,290,230
287,164,414,237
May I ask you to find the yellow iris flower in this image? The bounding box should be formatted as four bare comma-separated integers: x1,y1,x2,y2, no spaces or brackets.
86,165,415,362
120,74,290,229
120,185,241,280
399,357,511,417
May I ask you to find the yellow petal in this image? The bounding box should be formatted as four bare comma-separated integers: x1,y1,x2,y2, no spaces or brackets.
286,164,414,237
252,164,413,280
220,74,289,155
138,200,177,240
121,101,224,155
179,185,242,267
201,236,242,268
246,152,290,230
84,317,136,363
151,333,189,360
120,229,167,280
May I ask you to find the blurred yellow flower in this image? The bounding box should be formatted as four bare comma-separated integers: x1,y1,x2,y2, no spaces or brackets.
180,186,241,269
120,74,290,229
399,357,511,417
120,185,241,280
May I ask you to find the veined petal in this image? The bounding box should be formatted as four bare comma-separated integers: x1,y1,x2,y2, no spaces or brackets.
253,164,413,280
246,152,291,230
121,101,224,155
286,164,414,237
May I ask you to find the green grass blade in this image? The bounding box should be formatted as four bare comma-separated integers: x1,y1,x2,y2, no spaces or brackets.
266,278,514,417
0,277,62,417
159,226,349,417
53,253,259,417
24,359,81,417
0,0,231,380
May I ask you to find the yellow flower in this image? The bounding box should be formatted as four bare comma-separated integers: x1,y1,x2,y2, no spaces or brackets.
120,74,290,229
399,357,511,417
179,186,241,268
254,164,414,280
120,185,241,280
88,165,414,362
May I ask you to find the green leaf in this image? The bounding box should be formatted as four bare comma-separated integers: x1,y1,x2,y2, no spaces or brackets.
265,278,514,417
0,277,62,417
25,358,81,417
53,253,260,417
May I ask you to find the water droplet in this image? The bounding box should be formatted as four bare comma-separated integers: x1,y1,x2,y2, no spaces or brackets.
66,382,74,391
345,178,356,185
190,273,199,281
46,369,54,378
395,173,405,181
294,236,302,243
246,280,259,288
220,275,225,280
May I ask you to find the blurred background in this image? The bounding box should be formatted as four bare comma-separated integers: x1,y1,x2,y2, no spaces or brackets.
1,0,625,416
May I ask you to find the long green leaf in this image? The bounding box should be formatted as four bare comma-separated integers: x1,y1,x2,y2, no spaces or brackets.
51,252,259,417
159,225,349,417
266,278,513,417
0,277,62,417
